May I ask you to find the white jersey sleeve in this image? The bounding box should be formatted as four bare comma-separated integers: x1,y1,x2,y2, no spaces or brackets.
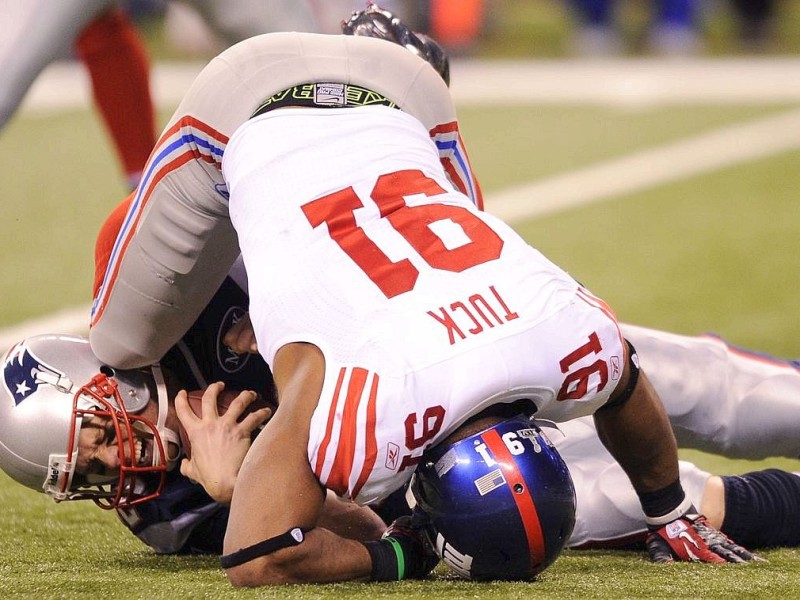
556,325,800,548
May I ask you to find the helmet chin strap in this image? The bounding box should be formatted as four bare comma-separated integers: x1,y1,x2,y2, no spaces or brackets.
151,364,181,471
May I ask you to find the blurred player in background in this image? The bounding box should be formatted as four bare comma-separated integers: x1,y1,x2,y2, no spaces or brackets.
0,0,368,189
0,0,156,188
729,0,779,51
566,0,702,56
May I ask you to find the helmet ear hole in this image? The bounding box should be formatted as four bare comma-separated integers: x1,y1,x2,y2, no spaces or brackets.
100,365,115,377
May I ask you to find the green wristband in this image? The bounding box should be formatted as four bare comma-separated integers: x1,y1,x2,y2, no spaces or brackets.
363,538,406,581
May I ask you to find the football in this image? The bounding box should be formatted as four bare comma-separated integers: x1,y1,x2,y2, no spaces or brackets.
178,388,273,458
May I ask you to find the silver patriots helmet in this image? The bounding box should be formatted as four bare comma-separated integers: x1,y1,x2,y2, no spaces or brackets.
411,414,576,581
0,334,174,509
341,2,450,86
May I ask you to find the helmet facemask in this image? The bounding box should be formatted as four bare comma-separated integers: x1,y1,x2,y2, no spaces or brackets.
51,369,171,510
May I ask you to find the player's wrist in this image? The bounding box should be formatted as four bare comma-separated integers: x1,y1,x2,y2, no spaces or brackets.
363,538,407,581
199,470,236,506
639,478,693,528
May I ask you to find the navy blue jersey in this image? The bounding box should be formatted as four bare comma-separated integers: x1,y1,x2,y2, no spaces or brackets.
114,276,275,554
159,277,276,401
116,470,229,554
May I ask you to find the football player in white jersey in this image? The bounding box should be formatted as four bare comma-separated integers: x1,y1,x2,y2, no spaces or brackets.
3,183,799,563
221,312,800,553
86,4,758,585
18,150,800,568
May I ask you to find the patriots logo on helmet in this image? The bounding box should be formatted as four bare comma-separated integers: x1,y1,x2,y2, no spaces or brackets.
2,342,65,406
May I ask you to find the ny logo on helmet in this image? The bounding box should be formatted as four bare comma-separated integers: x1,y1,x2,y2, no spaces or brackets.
435,532,474,578
2,342,64,405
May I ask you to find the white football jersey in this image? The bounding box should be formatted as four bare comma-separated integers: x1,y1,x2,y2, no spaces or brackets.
223,106,626,504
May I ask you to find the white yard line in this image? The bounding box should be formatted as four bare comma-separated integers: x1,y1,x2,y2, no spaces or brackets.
19,58,800,114
450,58,800,107
3,59,800,346
484,106,800,222
0,307,90,351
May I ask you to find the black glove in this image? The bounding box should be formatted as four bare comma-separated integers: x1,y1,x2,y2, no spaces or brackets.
646,512,760,563
363,515,440,580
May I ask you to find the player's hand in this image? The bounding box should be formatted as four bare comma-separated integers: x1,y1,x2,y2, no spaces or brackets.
645,512,761,563
384,514,440,578
371,515,440,580
175,382,271,505
223,311,258,354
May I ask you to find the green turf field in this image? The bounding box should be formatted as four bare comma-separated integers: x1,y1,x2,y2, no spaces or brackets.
2,68,800,597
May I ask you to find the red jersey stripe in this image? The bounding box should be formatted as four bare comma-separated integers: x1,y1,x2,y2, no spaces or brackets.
325,367,369,496
314,367,347,478
90,151,196,326
351,372,380,500
576,287,624,349
577,287,617,322
91,116,229,326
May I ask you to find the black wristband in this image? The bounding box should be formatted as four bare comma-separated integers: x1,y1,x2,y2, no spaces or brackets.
363,539,404,581
638,479,693,528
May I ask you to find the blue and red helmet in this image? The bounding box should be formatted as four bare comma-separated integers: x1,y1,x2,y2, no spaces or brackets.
410,414,576,581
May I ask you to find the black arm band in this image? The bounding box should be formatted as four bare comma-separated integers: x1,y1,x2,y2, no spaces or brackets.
363,539,404,581
220,527,308,569
638,479,693,528
600,340,640,411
